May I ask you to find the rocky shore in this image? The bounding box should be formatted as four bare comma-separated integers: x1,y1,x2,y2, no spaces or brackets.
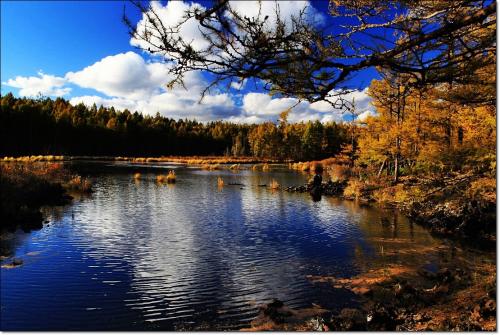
285,180,347,196
245,247,496,331
285,173,495,245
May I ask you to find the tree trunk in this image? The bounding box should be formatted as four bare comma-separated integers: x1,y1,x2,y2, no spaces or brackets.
377,159,387,178
394,156,399,183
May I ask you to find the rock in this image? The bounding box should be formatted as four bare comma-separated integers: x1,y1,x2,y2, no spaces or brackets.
261,299,291,324
481,299,496,317
12,258,23,266
366,303,397,330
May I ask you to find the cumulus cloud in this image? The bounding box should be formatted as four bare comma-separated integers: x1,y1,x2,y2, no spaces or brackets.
5,49,373,123
70,91,238,122
131,1,209,53
65,52,173,100
356,109,377,121
64,51,241,120
3,71,71,97
236,89,373,124
228,1,325,31
131,0,324,56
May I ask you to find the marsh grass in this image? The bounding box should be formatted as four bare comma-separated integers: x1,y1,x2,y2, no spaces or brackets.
156,174,166,183
134,172,141,179
217,177,224,187
202,164,220,170
2,155,65,162
0,162,91,230
65,175,93,193
166,170,176,183
269,179,280,190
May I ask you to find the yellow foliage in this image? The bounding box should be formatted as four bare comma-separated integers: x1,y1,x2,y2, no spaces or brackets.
466,177,496,204
343,180,364,199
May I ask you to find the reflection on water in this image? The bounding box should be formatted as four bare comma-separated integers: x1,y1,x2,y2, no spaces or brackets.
1,163,441,330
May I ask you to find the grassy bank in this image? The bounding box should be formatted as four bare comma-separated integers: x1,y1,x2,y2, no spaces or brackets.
288,157,496,244
0,163,92,232
1,155,281,165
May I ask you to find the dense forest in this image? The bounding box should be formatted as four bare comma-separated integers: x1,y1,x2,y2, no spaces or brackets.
0,93,349,160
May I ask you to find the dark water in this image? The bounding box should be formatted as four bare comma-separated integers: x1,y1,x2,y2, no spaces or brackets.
1,162,440,330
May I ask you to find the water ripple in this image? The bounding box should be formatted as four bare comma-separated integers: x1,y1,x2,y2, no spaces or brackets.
1,165,441,330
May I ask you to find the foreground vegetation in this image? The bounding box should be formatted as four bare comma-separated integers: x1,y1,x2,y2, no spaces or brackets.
244,243,495,331
0,163,91,232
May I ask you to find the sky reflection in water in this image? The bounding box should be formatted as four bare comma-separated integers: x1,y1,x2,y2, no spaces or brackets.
1,164,438,330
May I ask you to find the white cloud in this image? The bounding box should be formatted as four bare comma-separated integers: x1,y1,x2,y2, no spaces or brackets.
230,79,247,90
3,71,70,97
65,52,173,100
357,110,377,121
238,89,373,124
131,1,209,53
131,1,324,58
228,1,325,31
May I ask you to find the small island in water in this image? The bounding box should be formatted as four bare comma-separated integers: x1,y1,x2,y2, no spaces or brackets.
0,0,496,332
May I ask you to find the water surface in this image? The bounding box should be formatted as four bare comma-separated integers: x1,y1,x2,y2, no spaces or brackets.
1,162,441,330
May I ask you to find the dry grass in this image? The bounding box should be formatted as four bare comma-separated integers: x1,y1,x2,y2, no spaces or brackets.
202,164,220,170
262,163,270,172
328,164,350,182
156,174,167,183
343,179,365,199
133,172,141,179
217,177,224,187
269,179,280,190
166,170,176,183
1,155,280,165
130,156,277,165
65,175,93,193
2,155,65,162
157,170,176,184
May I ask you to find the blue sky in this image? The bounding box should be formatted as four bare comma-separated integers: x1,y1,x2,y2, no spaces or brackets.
1,0,378,123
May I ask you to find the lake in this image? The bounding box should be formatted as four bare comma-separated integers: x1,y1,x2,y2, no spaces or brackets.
1,162,448,330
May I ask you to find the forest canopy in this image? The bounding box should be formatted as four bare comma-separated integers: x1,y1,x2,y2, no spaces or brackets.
0,93,349,160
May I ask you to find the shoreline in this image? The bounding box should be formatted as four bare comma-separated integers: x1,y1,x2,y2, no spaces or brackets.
1,155,284,165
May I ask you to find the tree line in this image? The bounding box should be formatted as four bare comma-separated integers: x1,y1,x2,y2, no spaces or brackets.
0,93,350,160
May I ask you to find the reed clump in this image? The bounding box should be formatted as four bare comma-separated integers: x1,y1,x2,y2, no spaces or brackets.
217,177,224,187
134,172,141,179
269,179,280,190
166,170,176,183
65,175,93,193
229,163,241,170
1,155,65,162
202,164,220,170
156,174,167,183
262,163,270,172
